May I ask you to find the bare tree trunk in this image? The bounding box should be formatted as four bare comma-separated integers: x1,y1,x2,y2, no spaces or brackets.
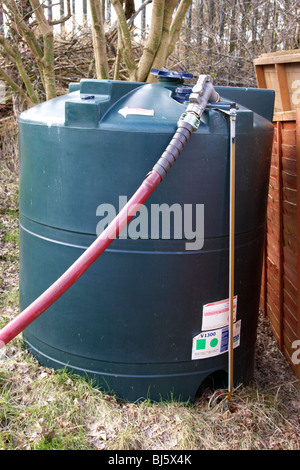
197,0,203,48
30,0,57,100
47,0,53,23
89,0,109,79
106,0,111,24
123,0,135,19
219,0,225,40
111,0,137,81
185,4,192,69
167,0,193,57
251,0,259,52
148,0,178,80
272,0,279,51
72,0,76,32
208,0,214,51
141,0,146,40
137,0,165,82
60,0,66,34
83,0,88,22
100,0,105,22
113,24,122,79
262,0,272,52
0,5,4,34
229,0,237,54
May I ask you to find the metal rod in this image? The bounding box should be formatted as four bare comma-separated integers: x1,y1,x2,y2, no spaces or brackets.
227,103,237,402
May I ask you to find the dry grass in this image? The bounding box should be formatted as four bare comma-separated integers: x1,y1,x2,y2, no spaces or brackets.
0,338,299,450
0,125,300,451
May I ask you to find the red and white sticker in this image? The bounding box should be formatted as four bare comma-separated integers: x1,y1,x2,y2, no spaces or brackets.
202,296,237,331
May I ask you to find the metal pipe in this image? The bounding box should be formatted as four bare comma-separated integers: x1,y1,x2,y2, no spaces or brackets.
227,103,237,402
0,75,220,348
213,102,237,403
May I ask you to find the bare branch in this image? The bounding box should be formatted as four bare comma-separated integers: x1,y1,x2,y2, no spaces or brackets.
0,66,35,107
49,0,72,26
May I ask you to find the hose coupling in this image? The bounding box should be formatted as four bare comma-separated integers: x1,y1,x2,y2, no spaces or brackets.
178,75,220,132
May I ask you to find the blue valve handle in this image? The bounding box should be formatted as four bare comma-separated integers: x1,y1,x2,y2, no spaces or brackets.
150,68,194,81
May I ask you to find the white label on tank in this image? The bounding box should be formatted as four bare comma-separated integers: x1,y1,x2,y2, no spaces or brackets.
191,320,241,360
118,106,155,118
201,296,237,331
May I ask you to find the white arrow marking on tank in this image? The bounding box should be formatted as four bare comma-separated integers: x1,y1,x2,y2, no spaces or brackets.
118,106,155,118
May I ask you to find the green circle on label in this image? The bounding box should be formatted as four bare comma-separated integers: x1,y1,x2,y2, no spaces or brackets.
210,338,218,348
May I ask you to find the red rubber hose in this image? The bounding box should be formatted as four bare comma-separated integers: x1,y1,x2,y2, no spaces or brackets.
0,170,161,346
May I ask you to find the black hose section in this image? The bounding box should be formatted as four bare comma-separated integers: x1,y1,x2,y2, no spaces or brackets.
152,78,219,180
152,125,193,180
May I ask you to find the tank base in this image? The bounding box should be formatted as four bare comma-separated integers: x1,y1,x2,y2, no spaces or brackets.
23,334,256,403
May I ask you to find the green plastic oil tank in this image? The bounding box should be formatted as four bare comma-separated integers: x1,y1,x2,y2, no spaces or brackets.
18,74,274,402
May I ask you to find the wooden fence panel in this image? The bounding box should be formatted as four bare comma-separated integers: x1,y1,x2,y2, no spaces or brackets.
255,50,300,379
